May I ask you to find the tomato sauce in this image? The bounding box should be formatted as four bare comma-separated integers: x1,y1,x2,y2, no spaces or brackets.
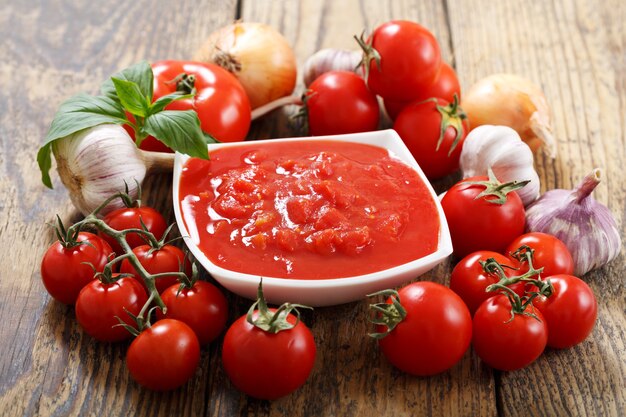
178,140,440,279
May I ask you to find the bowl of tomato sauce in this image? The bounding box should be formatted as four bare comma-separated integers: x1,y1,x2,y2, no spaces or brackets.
173,129,452,306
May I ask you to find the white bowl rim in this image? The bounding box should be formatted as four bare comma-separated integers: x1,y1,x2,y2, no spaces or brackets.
172,129,452,289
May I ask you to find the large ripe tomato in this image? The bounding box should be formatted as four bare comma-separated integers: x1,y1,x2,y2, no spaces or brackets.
449,251,524,315
373,282,472,376
126,319,200,391
222,309,316,400
305,71,379,136
533,274,597,349
360,20,442,102
473,294,548,371
441,174,526,258
40,232,114,304
384,62,461,120
506,232,574,278
75,275,148,342
131,60,251,152
119,244,191,294
156,280,228,345
393,97,468,180
99,207,167,255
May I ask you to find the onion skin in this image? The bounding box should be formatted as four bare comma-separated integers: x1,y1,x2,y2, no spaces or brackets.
194,22,297,110
462,74,557,158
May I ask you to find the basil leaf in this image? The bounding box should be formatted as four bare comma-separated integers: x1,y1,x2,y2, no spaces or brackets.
38,94,128,188
150,91,193,115
112,77,150,117
101,60,153,102
142,110,209,159
204,132,220,144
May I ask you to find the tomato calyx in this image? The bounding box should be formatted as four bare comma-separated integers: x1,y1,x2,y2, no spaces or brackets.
465,169,530,205
53,215,91,249
354,31,381,82
433,94,467,156
246,280,313,334
367,289,407,339
166,73,197,95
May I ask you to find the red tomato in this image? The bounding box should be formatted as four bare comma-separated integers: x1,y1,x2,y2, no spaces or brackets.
156,280,228,345
99,207,167,255
305,71,379,136
472,295,548,371
40,232,113,304
222,309,316,400
119,244,191,294
441,175,526,258
394,97,468,179
506,232,574,278
449,251,524,315
362,20,442,102
75,276,148,342
126,319,200,391
384,62,461,120
533,274,597,349
375,282,472,376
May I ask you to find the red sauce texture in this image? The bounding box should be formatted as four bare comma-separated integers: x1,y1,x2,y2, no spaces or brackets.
178,140,439,279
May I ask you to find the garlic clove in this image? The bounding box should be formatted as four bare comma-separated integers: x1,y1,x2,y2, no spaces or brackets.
53,124,147,216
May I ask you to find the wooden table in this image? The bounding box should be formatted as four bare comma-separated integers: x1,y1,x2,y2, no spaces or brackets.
0,1,624,416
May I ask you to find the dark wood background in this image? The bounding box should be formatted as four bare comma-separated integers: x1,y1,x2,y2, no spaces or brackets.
0,0,624,416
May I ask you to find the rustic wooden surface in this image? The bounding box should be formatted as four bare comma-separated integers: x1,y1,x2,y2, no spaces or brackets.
0,0,624,416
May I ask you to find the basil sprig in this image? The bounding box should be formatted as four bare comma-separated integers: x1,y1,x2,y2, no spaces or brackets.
37,61,210,188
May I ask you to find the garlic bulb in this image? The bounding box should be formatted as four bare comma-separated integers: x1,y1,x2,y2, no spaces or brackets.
53,124,174,216
302,49,362,87
526,169,621,275
462,74,557,158
460,125,540,206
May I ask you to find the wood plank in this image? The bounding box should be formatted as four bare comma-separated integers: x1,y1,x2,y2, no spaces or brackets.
447,0,626,416
0,1,237,416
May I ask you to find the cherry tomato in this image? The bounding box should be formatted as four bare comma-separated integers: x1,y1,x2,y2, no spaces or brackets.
126,319,200,391
384,62,461,120
75,275,148,342
472,294,548,371
394,97,468,179
156,280,228,345
449,251,524,315
305,71,379,136
441,175,526,258
119,244,191,294
533,274,597,349
362,20,442,102
99,207,167,255
506,232,574,278
40,232,114,304
222,309,316,400
375,282,472,376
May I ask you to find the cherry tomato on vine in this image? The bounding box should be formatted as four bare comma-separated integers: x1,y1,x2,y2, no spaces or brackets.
533,274,597,349
472,294,548,371
384,62,461,120
41,232,114,304
119,244,191,294
126,319,200,391
441,173,527,258
393,96,468,179
156,280,228,345
304,71,379,136
99,207,167,255
506,232,574,278
76,275,148,342
371,282,472,376
449,251,524,315
358,20,442,102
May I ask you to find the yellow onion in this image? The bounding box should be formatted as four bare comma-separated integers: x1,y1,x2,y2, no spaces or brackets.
462,74,557,158
194,22,297,109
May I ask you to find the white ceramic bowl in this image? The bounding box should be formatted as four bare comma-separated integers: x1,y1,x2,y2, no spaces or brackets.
173,129,452,307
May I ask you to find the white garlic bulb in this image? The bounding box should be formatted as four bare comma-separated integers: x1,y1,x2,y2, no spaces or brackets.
460,125,540,206
52,124,148,216
302,49,362,87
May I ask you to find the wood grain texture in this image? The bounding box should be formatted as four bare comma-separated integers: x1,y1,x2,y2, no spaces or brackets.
0,0,624,416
